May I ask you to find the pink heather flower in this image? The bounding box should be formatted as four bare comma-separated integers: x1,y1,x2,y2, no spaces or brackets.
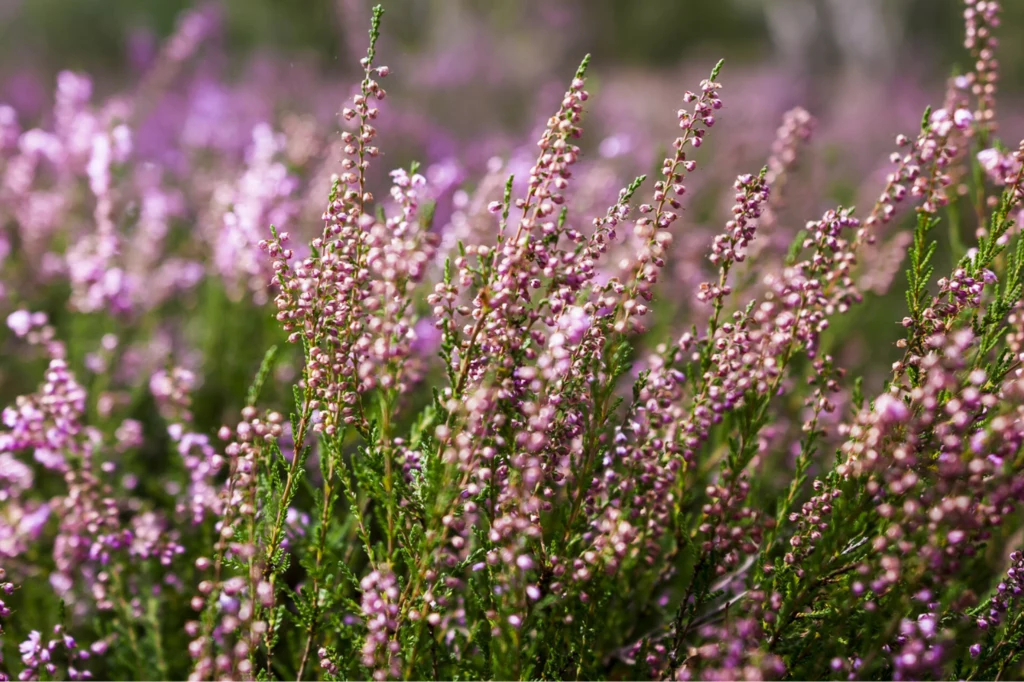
917,614,937,637
111,124,132,162
6,310,31,337
928,108,954,136
86,133,112,196
49,572,73,595
19,630,43,660
388,167,425,189
213,123,298,302
0,453,33,502
18,503,51,539
953,108,974,129
256,580,274,607
0,104,18,151
873,393,910,424
978,148,1000,170
33,448,65,470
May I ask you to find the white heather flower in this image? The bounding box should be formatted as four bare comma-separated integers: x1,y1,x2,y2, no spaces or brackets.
6,310,31,337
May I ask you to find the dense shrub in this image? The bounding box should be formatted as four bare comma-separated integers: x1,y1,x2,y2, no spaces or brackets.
2,1,1024,680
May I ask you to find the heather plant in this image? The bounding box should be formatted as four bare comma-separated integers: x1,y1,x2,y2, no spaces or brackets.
4,1,1024,680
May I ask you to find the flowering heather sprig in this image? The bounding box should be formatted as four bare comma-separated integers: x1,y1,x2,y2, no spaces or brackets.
963,0,1001,137
864,107,968,236
970,551,1024,671
753,107,814,258
382,58,603,634
756,170,1024,673
2,67,211,316
837,331,1002,589
977,144,1020,186
213,124,299,304
0,325,195,676
66,119,134,316
888,614,950,681
358,569,402,680
681,207,861,464
440,54,593,399
765,108,815,189
151,367,226,524
3,311,62,357
976,141,1024,221
187,405,284,681
897,164,1024,386
15,625,96,681
0,465,47,559
132,2,218,118
1,357,86,474
0,566,13,627
674,591,784,681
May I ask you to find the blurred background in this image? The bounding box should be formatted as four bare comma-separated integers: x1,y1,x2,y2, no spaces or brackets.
5,0,1024,217
4,0,1024,138
5,0,1024,199
5,0,1024,86
2,0,1023,420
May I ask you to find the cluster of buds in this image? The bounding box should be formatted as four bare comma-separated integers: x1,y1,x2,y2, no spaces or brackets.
864,107,972,235
187,406,283,681
963,0,1001,134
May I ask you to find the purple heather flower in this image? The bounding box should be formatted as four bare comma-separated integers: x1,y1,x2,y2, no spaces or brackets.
978,147,1003,172
953,108,974,129
411,318,443,357
874,393,910,424
556,306,592,345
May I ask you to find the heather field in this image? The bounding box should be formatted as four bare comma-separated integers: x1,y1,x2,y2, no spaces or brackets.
3,1,1024,680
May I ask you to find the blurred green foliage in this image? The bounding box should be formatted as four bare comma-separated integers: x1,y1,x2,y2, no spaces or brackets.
7,0,1024,87
1,0,340,72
